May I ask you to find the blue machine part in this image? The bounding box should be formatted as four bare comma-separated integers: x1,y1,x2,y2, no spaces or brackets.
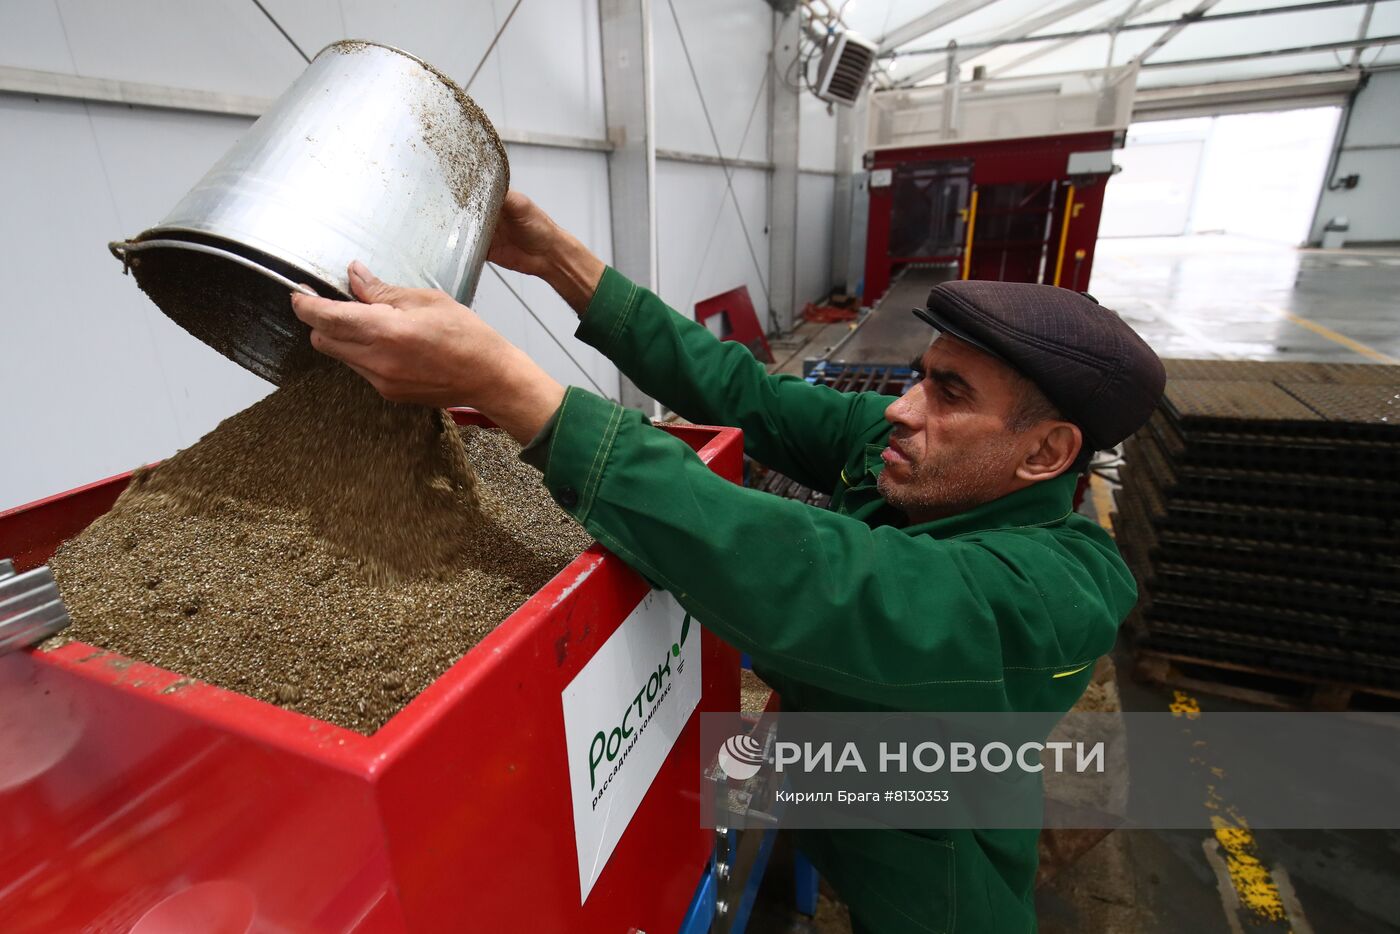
804,361,917,397
678,855,718,934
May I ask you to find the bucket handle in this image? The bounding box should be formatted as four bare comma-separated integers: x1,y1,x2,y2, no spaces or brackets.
108,239,318,297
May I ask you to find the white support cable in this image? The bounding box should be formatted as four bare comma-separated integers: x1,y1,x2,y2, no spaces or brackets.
466,0,525,91
249,0,311,64
683,67,772,314
663,0,773,318
487,265,617,402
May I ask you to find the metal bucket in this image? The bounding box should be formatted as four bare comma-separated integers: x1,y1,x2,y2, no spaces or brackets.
109,40,509,385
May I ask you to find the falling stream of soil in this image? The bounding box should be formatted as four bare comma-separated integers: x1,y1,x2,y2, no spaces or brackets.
46,363,592,733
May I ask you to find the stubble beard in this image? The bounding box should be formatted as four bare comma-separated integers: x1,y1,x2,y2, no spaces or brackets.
877,435,1022,521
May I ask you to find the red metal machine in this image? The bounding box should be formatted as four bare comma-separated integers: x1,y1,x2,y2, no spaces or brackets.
860,65,1136,303
0,411,743,933
863,130,1121,301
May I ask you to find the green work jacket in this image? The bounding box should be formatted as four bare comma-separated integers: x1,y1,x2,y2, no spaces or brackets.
520,268,1138,932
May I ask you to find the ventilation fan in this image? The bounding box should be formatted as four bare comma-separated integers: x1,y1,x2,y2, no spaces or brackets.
813,31,876,106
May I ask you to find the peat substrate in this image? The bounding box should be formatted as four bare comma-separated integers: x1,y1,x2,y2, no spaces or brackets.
46,363,592,733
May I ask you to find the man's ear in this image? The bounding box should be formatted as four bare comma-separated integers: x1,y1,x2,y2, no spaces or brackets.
1015,421,1082,482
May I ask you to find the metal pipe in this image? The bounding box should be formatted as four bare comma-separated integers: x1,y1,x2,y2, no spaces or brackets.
1142,33,1400,68
1053,185,1076,287
961,188,980,280
1350,2,1377,67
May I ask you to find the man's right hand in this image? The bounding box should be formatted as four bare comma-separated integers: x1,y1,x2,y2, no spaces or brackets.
488,189,605,315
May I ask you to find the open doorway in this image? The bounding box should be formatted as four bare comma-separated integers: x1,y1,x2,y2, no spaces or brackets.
1099,107,1340,246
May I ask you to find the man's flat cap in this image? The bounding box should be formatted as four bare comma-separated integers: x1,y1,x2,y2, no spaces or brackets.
914,280,1165,451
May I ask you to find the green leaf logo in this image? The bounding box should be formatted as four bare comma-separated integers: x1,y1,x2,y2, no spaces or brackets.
671,612,691,658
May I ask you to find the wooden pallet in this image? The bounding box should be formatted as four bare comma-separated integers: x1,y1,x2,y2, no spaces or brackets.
1132,649,1400,713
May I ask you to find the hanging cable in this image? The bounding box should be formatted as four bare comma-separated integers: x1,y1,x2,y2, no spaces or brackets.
249,0,311,64
664,0,773,321
487,265,617,402
466,0,525,91
684,67,771,312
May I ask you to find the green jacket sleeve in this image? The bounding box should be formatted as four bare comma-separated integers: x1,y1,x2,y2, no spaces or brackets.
577,267,891,495
524,387,1135,711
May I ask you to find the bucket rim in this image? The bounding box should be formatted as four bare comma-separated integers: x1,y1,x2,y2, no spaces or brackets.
108,237,324,299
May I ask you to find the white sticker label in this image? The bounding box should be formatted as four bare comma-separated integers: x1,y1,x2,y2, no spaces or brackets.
870,168,893,187
561,591,702,902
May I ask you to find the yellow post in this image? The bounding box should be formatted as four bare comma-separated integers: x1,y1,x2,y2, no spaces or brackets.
960,187,979,280
1053,184,1076,287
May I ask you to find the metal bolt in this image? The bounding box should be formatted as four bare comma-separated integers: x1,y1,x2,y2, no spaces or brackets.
716,898,729,916
716,860,731,882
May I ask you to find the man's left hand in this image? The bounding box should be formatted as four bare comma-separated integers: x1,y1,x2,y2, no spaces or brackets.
290,261,565,443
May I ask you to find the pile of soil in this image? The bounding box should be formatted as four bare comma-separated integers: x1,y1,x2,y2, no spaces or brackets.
46,364,592,733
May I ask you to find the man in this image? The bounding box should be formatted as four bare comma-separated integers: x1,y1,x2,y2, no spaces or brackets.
291,190,1164,932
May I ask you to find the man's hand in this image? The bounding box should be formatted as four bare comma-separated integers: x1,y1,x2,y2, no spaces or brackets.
488,189,604,315
487,190,564,279
290,261,565,444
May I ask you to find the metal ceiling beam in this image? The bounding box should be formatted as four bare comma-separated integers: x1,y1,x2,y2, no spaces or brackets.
769,11,802,333
988,0,1178,75
1132,0,1223,64
875,0,1390,60
1351,2,1376,67
876,0,1007,53
1142,32,1400,68
1132,69,1364,119
895,0,1107,86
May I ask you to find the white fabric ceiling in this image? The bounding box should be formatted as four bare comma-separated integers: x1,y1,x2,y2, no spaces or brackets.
835,0,1399,90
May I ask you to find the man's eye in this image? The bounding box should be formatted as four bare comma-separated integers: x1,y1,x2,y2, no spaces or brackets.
940,387,960,403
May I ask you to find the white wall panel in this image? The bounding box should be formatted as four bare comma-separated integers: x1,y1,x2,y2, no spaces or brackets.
473,144,619,401
337,0,608,141
1310,71,1400,245
7,1,607,145
42,0,307,98
492,0,606,140
656,161,770,323
796,172,836,304
0,0,75,73
0,95,270,511
799,91,837,172
654,0,771,161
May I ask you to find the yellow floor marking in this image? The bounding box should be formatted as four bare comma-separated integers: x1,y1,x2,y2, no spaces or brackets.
1171,690,1295,928
1210,811,1289,923
1089,474,1115,535
1259,303,1398,364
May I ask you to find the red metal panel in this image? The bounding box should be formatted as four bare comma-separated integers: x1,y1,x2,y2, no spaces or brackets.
863,132,1119,302
694,286,773,363
0,411,743,933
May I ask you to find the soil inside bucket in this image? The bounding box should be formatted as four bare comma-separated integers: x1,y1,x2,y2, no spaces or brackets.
129,238,330,386
46,364,592,734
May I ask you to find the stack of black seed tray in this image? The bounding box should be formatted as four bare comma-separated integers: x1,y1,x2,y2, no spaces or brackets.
1115,358,1400,707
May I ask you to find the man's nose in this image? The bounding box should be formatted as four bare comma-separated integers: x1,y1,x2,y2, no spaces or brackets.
884,383,923,429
